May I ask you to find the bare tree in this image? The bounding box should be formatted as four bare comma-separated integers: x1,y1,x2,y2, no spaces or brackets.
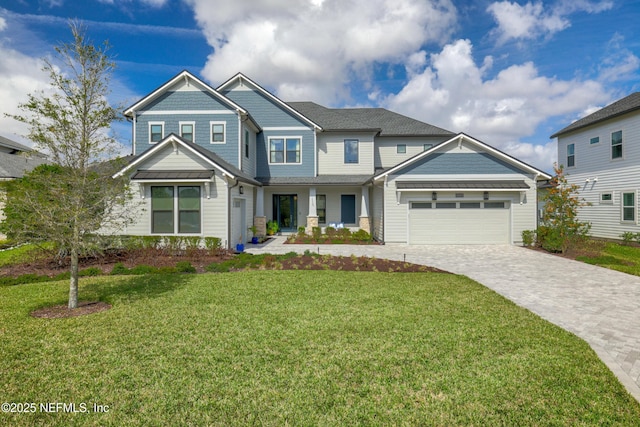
3,22,133,309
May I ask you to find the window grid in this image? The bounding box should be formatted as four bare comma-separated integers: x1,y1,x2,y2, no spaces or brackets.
567,143,575,167
612,130,622,159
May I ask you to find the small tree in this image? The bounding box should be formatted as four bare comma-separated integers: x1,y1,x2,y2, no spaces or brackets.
2,22,133,309
540,163,591,253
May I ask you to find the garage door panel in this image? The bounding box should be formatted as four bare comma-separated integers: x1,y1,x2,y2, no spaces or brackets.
408,203,509,244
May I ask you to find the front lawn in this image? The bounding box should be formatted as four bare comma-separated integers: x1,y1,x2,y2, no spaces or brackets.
1,271,639,425
576,241,640,276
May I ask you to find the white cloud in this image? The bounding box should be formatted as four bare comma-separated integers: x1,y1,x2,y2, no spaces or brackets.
0,16,6,32
188,0,458,104
383,39,609,170
487,0,613,43
0,43,50,146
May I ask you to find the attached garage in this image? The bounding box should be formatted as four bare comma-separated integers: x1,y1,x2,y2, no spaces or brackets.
408,200,510,244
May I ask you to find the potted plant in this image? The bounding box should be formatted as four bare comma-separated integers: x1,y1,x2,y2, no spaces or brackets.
248,225,259,244
266,220,279,236
235,237,244,252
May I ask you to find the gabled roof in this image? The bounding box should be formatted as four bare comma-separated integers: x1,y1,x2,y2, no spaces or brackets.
551,92,640,138
373,133,552,181
123,70,248,118
288,102,455,137
0,151,48,178
217,73,322,130
0,135,34,153
113,133,261,186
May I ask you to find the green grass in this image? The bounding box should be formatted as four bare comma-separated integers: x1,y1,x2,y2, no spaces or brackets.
1,271,639,426
0,243,49,267
577,242,640,276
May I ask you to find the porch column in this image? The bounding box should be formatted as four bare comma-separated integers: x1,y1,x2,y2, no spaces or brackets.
359,185,371,233
306,186,319,234
254,186,266,236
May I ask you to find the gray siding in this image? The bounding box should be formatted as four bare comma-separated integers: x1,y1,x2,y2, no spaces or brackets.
256,129,316,177
375,136,447,168
398,153,524,175
222,89,310,128
317,132,375,175
557,110,640,240
145,90,233,111
371,184,384,241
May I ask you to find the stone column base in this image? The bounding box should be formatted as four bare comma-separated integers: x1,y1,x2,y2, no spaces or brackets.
306,216,319,234
253,216,267,237
359,216,371,234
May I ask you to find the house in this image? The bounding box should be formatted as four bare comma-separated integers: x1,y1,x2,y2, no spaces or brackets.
551,92,640,240
0,135,48,237
114,71,550,246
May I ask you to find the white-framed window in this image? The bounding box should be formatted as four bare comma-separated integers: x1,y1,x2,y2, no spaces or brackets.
622,191,636,222
180,121,195,142
316,194,326,224
269,137,301,164
612,130,623,159
567,143,575,167
210,121,226,144
344,139,359,164
244,129,250,159
151,185,202,234
423,143,434,151
149,122,164,144
397,144,407,154
590,136,599,145
600,192,613,204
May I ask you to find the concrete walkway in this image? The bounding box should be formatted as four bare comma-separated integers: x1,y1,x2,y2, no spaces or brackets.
247,237,640,402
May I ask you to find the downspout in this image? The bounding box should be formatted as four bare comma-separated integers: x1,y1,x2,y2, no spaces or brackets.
237,110,242,169
131,111,137,155
227,175,240,249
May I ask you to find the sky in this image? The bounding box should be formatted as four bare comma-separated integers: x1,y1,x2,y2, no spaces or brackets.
0,0,639,172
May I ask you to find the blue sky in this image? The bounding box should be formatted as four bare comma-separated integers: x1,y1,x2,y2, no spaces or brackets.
0,0,639,172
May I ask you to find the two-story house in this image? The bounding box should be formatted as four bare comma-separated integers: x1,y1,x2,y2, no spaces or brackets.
552,92,640,240
114,71,550,247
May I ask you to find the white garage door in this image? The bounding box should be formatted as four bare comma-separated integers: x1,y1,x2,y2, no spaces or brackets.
408,201,510,244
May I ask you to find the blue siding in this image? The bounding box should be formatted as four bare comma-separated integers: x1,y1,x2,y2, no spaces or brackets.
146,90,233,111
222,89,311,127
398,153,524,175
256,129,315,177
223,88,316,177
134,91,241,167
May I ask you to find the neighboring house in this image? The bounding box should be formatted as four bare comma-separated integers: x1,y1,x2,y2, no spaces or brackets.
551,92,640,240
0,135,48,237
114,71,550,247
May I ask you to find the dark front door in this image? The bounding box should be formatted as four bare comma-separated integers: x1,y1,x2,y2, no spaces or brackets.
274,194,298,231
341,194,356,224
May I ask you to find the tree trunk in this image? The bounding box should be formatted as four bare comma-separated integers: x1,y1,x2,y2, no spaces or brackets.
68,247,79,309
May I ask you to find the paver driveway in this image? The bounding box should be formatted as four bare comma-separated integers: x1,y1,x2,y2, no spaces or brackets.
248,238,640,401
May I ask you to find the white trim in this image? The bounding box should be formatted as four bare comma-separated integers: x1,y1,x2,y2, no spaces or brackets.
148,121,164,144
621,189,637,223
217,73,322,130
210,121,226,144
374,133,552,181
138,110,236,116
124,70,247,117
263,126,312,131
267,136,303,165
600,192,613,204
149,184,204,236
113,134,237,180
179,121,195,142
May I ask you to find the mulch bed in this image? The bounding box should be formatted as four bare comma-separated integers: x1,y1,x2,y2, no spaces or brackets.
31,301,112,319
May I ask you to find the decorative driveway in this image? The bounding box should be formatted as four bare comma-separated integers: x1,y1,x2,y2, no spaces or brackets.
248,238,640,402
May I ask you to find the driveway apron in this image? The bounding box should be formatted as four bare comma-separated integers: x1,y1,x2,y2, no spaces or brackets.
248,238,640,401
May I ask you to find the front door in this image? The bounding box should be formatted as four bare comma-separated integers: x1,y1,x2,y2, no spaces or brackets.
273,194,298,231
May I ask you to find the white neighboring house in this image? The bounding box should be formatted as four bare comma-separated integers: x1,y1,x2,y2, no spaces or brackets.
552,92,640,240
0,135,48,237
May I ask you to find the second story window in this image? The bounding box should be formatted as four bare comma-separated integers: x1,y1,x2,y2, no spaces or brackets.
567,143,575,167
423,143,434,151
397,144,407,154
210,122,226,144
612,130,622,159
245,130,250,159
269,137,301,164
344,139,359,163
590,136,599,145
149,122,164,143
180,122,194,142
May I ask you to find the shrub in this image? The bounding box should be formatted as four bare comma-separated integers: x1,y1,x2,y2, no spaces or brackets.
204,237,222,255
325,226,336,238
621,231,635,245
110,262,130,275
521,230,535,247
79,267,103,277
175,261,196,273
536,226,563,253
297,226,306,236
140,236,162,250
312,226,322,240
352,229,372,242
129,264,158,275
337,228,351,239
